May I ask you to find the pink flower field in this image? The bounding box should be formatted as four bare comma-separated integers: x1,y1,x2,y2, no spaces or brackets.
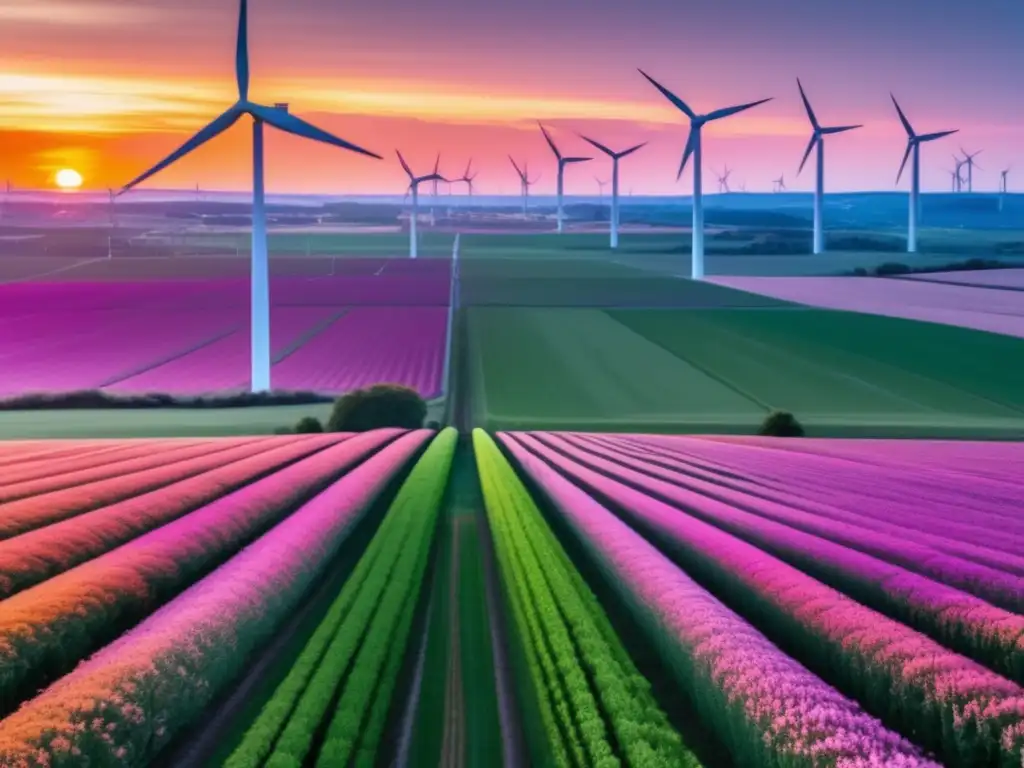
0,428,1020,767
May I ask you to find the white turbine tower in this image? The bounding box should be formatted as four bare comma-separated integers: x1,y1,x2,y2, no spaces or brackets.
578,135,646,249
119,0,379,392
892,94,957,254
538,122,590,234
397,151,444,259
639,70,771,280
795,78,861,255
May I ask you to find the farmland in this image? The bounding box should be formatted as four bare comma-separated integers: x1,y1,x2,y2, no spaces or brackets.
0,429,1021,766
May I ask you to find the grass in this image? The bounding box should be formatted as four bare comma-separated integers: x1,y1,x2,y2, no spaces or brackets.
467,305,1024,438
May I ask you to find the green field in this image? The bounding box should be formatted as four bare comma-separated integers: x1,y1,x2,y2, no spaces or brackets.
468,305,1024,437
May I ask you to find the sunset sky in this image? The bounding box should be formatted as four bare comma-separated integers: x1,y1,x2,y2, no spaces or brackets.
0,0,1021,196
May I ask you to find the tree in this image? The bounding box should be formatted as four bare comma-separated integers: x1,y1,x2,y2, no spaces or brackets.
327,384,427,432
758,410,805,437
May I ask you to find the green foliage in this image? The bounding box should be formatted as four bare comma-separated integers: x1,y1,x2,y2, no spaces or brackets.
326,384,427,432
473,429,700,768
226,428,457,768
758,410,805,437
294,416,324,434
0,389,331,411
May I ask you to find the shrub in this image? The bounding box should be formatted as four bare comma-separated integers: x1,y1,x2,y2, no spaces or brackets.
294,416,324,434
0,389,333,412
758,410,805,437
326,384,427,432
872,262,911,276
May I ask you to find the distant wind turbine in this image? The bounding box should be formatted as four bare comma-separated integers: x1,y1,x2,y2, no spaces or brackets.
892,94,957,253
595,177,608,199
509,157,539,215
639,69,771,279
773,175,786,192
538,122,590,233
953,155,967,192
1000,166,1011,212
430,153,441,225
960,148,982,193
397,150,444,259
579,135,646,248
118,0,379,392
945,166,961,193
716,166,732,193
795,78,861,255
459,159,478,198
737,180,747,192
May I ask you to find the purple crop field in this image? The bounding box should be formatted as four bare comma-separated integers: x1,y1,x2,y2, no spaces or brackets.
0,261,451,396
709,275,1024,338
497,430,1024,766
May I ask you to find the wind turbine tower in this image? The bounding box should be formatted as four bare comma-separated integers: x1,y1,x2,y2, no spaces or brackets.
796,78,861,255
953,155,966,192
538,122,590,233
119,0,380,392
892,94,957,254
639,70,771,280
960,148,982,193
579,135,646,248
458,159,478,206
430,153,441,225
1000,167,1011,212
397,151,444,259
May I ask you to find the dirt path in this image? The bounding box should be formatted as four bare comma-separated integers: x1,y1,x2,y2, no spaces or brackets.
441,517,467,768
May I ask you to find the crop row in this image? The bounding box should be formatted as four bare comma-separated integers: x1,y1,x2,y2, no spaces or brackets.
475,429,698,767
226,427,456,767
0,429,431,764
0,434,339,598
497,432,936,767
0,430,398,713
509,432,1024,766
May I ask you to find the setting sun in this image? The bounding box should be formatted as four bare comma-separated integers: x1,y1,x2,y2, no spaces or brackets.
55,168,83,190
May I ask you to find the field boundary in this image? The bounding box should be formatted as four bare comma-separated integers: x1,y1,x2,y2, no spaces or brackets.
98,326,241,389
271,308,349,365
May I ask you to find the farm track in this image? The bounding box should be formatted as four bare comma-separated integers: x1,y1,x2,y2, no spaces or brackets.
441,517,467,768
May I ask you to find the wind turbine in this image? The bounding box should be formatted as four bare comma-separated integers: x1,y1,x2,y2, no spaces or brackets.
639,70,771,280
1000,166,1011,212
892,94,957,254
638,70,770,280
538,122,590,233
945,166,961,193
459,159,479,199
795,78,861,255
595,177,609,199
509,157,539,216
960,148,982,193
773,175,786,192
397,151,444,259
578,135,646,248
715,166,732,193
119,0,379,392
952,155,967,192
429,153,441,225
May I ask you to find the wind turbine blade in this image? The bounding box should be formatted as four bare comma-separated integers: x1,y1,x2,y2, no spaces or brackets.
395,150,413,179
796,78,819,129
463,158,473,177
509,155,525,179
706,97,773,122
563,157,591,164
579,134,615,157
537,122,562,159
418,173,445,183
821,124,862,135
235,0,249,101
637,69,696,118
797,134,818,175
433,153,441,174
616,142,647,158
919,129,958,143
896,141,913,184
890,94,915,137
250,104,381,158
120,107,243,194
676,128,697,181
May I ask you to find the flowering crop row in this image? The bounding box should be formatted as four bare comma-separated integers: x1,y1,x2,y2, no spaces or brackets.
0,440,117,470
477,430,699,768
0,438,232,510
618,436,1024,581
536,431,1024,684
227,428,456,767
0,430,431,766
509,432,1024,766
0,429,400,713
497,432,937,767
0,435,341,598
